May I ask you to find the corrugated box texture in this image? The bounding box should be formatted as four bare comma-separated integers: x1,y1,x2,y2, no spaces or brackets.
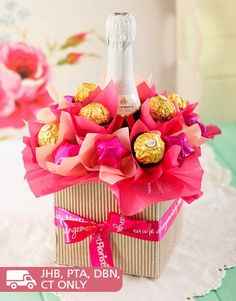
55,182,182,278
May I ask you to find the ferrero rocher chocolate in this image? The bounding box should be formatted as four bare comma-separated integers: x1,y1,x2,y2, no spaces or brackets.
149,95,176,121
74,82,97,102
79,103,110,125
133,132,165,165
38,123,59,146
168,92,186,110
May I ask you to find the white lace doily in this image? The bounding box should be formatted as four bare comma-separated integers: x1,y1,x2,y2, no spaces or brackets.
0,139,235,301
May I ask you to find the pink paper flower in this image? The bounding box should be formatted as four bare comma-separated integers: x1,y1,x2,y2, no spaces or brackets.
181,102,221,139
79,127,137,185
111,120,204,215
139,85,221,141
137,81,157,103
23,111,95,197
35,112,87,177
71,81,119,138
35,82,118,139
0,42,52,128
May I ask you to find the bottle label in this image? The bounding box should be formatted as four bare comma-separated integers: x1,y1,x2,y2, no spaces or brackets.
118,96,138,115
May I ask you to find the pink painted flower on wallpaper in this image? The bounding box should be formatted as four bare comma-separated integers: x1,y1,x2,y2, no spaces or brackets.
0,42,52,128
0,64,21,118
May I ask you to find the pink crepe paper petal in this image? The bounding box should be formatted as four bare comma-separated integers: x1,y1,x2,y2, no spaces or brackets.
162,145,182,169
161,155,204,199
178,124,210,147
25,121,43,160
140,98,158,129
45,155,87,177
134,164,163,183
71,82,119,138
79,127,132,170
35,142,87,177
182,102,199,118
160,90,168,97
23,143,98,197
72,111,119,139
88,81,118,117
36,107,57,124
72,115,107,137
130,119,151,141
81,85,102,105
79,127,136,184
137,81,157,103
36,144,56,170
78,133,101,171
99,155,136,185
35,111,86,176
206,125,221,138
114,154,203,216
57,111,77,143
64,86,102,108
47,85,67,109
140,97,184,133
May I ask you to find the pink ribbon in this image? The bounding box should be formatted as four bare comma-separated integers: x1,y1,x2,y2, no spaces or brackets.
55,198,183,267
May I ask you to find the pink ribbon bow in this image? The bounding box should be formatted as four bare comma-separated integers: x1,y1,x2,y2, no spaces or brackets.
54,198,183,267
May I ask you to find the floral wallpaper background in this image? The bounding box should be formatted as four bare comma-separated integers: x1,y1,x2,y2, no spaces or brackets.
0,0,176,131
1,0,233,132
0,0,104,130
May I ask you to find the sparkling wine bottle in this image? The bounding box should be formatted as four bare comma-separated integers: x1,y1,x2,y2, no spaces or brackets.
105,12,141,116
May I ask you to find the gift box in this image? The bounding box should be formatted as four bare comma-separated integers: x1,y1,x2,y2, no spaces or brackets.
54,182,183,278
23,81,221,279
22,12,221,280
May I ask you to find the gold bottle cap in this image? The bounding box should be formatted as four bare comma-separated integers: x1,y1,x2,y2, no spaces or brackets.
79,102,110,125
74,82,97,102
133,132,165,165
149,95,176,120
38,123,59,146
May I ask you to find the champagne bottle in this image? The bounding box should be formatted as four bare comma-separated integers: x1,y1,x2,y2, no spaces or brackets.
105,12,141,116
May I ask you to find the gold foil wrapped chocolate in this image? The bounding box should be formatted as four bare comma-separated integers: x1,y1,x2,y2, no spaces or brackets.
133,132,165,165
79,103,110,125
38,123,59,146
149,95,176,120
168,92,186,110
74,82,97,102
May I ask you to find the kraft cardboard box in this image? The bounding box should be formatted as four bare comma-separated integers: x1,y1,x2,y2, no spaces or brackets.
55,182,182,278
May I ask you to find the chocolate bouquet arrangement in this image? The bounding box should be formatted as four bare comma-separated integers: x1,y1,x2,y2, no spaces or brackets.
23,13,221,278
23,81,220,277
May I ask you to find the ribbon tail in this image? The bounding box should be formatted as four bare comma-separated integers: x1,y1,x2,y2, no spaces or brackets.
89,230,114,267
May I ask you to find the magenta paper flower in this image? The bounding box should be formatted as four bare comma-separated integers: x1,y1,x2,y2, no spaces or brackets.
138,83,221,141
23,111,93,197
79,127,137,185
112,120,204,216
0,42,52,128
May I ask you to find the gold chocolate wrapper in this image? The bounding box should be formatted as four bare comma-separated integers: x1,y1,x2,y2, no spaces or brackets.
79,103,110,125
168,93,186,110
134,132,165,165
38,123,59,146
149,96,176,120
74,82,97,102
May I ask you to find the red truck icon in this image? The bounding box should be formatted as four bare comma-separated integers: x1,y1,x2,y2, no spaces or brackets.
6,270,37,289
